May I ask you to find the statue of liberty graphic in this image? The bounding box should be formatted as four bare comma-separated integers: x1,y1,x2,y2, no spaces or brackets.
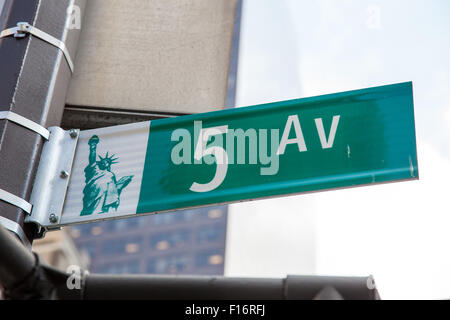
80,135,133,216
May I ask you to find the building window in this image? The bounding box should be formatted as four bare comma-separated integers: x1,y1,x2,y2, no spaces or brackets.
198,206,226,220
150,230,190,250
69,228,81,239
151,213,176,225
208,209,223,219
147,255,189,274
70,224,99,237
196,225,222,243
91,226,102,236
155,240,169,251
195,250,223,268
97,260,140,274
102,236,142,255
177,210,196,222
208,255,223,265
125,243,140,254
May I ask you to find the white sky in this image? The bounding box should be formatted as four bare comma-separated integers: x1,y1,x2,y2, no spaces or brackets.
227,0,450,299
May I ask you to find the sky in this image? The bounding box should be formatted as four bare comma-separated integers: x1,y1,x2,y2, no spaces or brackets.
226,0,450,299
225,0,317,279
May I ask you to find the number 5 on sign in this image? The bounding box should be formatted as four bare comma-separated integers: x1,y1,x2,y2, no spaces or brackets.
190,125,229,193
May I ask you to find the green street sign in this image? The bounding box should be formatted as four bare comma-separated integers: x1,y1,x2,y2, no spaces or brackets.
58,82,418,225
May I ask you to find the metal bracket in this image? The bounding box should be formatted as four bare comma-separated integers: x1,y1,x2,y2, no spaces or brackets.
0,111,50,140
0,22,74,72
25,127,79,237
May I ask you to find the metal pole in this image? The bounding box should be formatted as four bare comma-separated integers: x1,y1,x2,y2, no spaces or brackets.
83,274,284,300
0,223,36,291
81,274,379,300
0,224,81,299
0,224,379,300
0,0,86,243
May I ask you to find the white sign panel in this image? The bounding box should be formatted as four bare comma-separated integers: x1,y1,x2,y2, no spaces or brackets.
61,122,150,225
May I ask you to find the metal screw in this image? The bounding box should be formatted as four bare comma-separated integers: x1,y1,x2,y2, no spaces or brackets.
49,214,58,224
69,129,78,138
60,170,69,179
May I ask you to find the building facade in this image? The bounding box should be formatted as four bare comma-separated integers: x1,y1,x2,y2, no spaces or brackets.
69,206,227,275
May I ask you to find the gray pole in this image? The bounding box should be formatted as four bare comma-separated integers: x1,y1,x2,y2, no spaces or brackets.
0,0,86,243
82,274,379,300
0,224,380,300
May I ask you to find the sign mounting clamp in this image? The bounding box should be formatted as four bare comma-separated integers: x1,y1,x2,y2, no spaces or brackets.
1,22,75,73
0,111,50,140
